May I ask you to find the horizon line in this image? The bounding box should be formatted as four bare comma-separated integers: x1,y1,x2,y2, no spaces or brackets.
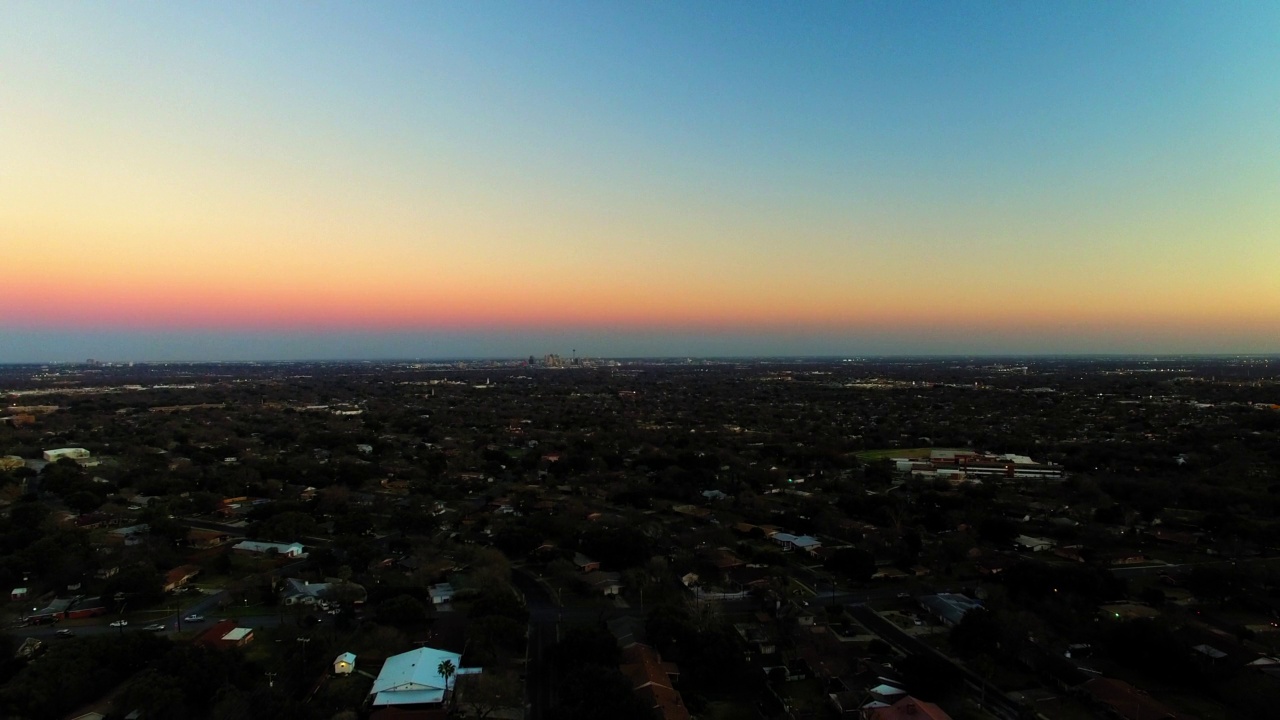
4,352,1278,366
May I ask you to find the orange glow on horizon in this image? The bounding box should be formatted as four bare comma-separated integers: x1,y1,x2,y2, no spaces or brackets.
4,271,1277,339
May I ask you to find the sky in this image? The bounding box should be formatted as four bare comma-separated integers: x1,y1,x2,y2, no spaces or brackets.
3,1,1278,361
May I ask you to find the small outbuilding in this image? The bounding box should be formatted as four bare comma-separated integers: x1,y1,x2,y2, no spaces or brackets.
334,652,357,675
428,583,455,605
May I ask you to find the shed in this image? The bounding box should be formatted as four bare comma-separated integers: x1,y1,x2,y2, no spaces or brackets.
334,652,357,675
428,583,455,605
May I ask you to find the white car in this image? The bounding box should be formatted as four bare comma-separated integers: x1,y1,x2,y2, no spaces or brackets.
144,623,167,631
184,614,204,623
109,619,128,628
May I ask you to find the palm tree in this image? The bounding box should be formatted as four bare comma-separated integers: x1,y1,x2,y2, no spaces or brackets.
437,658,456,710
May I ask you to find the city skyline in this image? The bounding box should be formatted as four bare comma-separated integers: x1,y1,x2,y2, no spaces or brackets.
4,2,1278,361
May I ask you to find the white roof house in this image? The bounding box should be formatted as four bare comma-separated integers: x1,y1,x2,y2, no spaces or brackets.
868,683,906,698
43,447,90,462
334,652,357,675
233,541,306,557
369,647,464,707
1014,535,1055,552
771,533,822,551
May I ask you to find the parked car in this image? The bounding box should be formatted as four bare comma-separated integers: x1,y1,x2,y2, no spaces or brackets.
184,614,204,623
109,620,128,628
144,623,167,631
55,629,75,637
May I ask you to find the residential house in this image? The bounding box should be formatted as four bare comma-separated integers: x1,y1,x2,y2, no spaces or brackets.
734,622,778,657
233,540,306,558
1014,535,1055,552
573,552,600,573
281,578,332,605
919,593,982,627
368,646,471,709
583,571,623,596
864,695,952,720
75,512,116,530
280,577,365,606
109,524,150,546
620,643,690,720
195,620,239,648
163,565,201,593
702,547,746,574
725,565,772,592
607,616,647,648
187,528,231,549
1103,551,1148,566
772,533,822,553
829,690,866,718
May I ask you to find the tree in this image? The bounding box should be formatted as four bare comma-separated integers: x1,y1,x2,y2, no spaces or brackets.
118,668,189,720
949,608,1001,658
65,490,104,514
255,511,317,542
437,659,456,711
977,515,1018,547
823,547,876,583
455,671,522,719
468,614,526,666
551,664,652,720
377,594,429,627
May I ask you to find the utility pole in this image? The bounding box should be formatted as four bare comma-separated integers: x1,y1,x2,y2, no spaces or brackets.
554,586,562,641
265,671,276,688
296,636,311,665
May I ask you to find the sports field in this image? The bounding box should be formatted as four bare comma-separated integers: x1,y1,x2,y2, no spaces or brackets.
854,447,933,461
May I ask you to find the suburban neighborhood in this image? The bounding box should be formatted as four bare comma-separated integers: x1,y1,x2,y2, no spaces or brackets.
0,356,1278,719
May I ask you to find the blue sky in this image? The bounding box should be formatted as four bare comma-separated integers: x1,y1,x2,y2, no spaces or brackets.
3,1,1278,360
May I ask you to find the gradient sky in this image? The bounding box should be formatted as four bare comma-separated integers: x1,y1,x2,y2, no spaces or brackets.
3,1,1278,361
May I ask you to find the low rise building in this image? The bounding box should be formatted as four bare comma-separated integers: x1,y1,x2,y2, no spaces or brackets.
233,540,306,557
369,646,475,709
43,447,90,463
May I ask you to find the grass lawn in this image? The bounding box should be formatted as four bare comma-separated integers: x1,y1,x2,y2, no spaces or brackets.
775,678,834,718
